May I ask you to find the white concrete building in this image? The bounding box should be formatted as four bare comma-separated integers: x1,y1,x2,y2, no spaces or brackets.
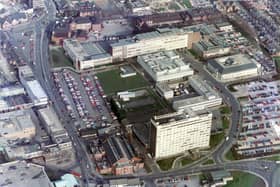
150,110,212,159
0,109,36,141
0,86,25,97
32,0,45,9
173,75,223,111
63,39,112,70
190,0,212,8
110,27,196,60
38,107,71,147
137,51,193,82
129,0,151,15
0,160,54,187
207,54,261,82
156,83,174,99
18,65,48,106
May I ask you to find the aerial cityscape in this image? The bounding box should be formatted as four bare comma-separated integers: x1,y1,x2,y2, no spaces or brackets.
1,0,280,187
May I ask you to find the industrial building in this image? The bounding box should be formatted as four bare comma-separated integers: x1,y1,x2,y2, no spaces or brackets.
150,110,212,159
94,135,144,175
18,65,48,106
63,39,112,70
172,75,223,111
38,107,71,147
137,51,194,82
127,0,151,15
207,54,261,82
110,27,201,61
156,83,174,99
0,109,36,141
0,160,54,187
192,38,231,59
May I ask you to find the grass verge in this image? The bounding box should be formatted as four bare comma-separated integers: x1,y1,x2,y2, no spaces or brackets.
210,132,225,149
202,159,214,165
50,47,74,68
225,171,263,187
157,157,177,171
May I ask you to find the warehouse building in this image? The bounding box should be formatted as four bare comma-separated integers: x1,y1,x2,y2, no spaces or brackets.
207,54,261,82
63,39,112,70
137,51,194,82
38,107,71,147
150,109,212,159
0,160,54,187
192,38,231,59
18,65,48,106
0,109,36,141
110,27,201,61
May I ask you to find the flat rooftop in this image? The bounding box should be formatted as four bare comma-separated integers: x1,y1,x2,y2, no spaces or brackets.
18,65,34,78
26,79,48,101
0,109,36,138
209,54,258,74
0,160,53,187
110,27,193,47
38,107,64,134
152,109,210,126
139,51,190,74
64,39,111,61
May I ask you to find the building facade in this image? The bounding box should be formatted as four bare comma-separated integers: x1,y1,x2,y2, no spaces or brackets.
150,110,212,159
207,54,261,82
110,27,200,61
63,39,112,70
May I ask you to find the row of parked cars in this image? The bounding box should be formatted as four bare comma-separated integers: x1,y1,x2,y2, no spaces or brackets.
61,70,96,128
238,4,280,55
52,71,75,119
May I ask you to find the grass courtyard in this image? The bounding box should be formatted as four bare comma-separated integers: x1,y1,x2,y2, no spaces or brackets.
96,69,148,95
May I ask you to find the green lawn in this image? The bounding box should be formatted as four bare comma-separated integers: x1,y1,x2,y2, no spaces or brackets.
220,106,231,114
222,116,230,129
273,57,280,72
202,159,214,165
183,0,192,8
225,171,262,187
210,132,225,149
225,149,236,161
261,154,280,161
50,47,74,68
96,69,148,95
157,157,177,171
181,157,194,166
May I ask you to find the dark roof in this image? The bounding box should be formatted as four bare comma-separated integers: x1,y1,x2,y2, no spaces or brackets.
187,7,220,18
74,30,88,38
73,16,91,24
103,136,135,165
136,12,188,25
